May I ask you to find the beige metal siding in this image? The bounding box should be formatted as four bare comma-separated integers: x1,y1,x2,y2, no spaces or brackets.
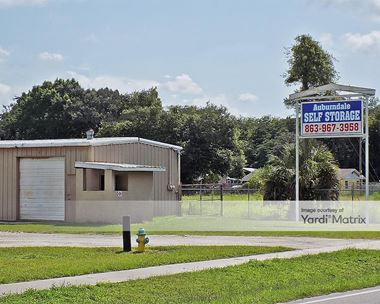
93,142,180,201
0,146,89,221
0,140,180,221
0,148,17,221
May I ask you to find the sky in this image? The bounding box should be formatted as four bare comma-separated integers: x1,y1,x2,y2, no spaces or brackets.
1,0,380,117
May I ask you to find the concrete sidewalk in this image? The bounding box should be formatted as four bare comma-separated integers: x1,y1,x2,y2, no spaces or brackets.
0,240,379,297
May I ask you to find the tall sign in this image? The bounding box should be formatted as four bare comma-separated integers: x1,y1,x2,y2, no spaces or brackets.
290,84,375,221
301,100,363,138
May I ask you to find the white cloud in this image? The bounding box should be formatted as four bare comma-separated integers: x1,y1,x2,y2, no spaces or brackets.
0,83,11,95
39,51,64,62
162,74,203,95
343,31,380,52
0,0,48,8
0,47,10,62
317,0,380,20
0,82,12,106
66,71,159,93
67,71,202,96
186,94,228,107
83,33,98,44
71,65,91,72
238,93,258,102
64,71,255,116
320,33,334,48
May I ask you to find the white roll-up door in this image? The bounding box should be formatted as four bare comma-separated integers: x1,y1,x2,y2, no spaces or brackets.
20,158,65,221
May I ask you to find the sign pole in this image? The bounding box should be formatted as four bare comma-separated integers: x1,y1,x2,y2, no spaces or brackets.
365,97,370,200
289,84,375,225
295,103,300,222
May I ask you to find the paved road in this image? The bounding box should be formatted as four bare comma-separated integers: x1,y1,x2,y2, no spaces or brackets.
283,285,380,303
1,231,380,249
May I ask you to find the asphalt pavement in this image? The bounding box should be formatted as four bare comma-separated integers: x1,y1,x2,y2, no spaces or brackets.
283,285,380,304
1,231,380,249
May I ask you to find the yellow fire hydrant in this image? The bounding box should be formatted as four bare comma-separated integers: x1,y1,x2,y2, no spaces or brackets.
136,228,149,252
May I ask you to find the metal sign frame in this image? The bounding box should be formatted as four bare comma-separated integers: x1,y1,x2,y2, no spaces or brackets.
289,83,376,222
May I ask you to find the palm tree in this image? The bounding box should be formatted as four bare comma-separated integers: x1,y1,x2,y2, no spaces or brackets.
260,143,339,200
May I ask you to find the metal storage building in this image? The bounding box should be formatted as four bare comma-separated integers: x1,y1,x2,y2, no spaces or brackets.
0,137,182,223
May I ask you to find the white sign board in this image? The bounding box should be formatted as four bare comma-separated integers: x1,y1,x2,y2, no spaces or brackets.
301,100,363,138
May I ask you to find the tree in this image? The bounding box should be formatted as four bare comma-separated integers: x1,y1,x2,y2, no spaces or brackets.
163,104,245,183
99,101,246,183
0,79,91,139
284,34,338,107
251,144,340,200
238,116,293,168
98,88,165,141
368,103,380,182
0,79,133,140
0,79,163,140
246,165,271,190
0,78,248,183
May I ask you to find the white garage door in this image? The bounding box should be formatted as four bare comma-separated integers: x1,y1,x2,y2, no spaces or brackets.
20,158,65,221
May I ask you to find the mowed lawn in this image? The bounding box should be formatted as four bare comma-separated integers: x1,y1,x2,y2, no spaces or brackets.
0,246,290,284
181,191,380,201
1,249,379,304
0,220,380,239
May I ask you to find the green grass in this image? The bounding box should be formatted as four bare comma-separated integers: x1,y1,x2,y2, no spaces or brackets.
371,192,380,200
182,199,380,222
182,200,290,218
182,191,380,201
0,246,290,284
182,192,263,201
1,249,379,304
1,217,380,239
0,223,121,234
153,230,380,239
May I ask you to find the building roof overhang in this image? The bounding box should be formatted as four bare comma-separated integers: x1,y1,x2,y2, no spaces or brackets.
0,137,183,151
289,83,376,101
75,161,166,172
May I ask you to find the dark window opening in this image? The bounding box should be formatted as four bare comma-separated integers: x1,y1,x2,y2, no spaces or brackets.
100,174,105,191
115,172,128,191
82,168,105,191
83,169,87,191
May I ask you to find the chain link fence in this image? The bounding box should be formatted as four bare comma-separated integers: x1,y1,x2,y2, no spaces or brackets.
180,183,380,218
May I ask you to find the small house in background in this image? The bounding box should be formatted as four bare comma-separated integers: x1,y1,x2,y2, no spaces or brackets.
218,168,257,188
241,167,257,184
219,176,241,187
0,137,182,224
338,168,365,190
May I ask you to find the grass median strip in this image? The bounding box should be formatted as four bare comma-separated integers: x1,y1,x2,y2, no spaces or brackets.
0,246,290,284
0,223,120,234
0,249,379,304
1,222,380,239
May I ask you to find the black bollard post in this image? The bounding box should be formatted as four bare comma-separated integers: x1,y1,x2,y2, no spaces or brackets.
123,216,131,252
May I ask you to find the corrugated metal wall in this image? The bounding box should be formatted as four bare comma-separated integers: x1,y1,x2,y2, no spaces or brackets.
0,141,180,221
0,146,89,221
92,142,180,201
